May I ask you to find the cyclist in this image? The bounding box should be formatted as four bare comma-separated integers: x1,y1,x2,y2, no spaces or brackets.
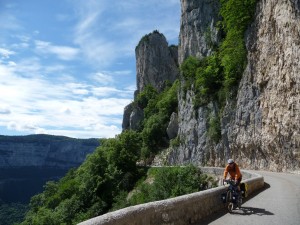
223,159,242,191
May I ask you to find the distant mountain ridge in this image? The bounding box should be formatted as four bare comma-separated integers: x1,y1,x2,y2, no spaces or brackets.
0,134,99,169
0,134,100,203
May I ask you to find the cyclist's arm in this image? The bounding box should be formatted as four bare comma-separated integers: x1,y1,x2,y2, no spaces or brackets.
223,166,229,179
235,165,242,180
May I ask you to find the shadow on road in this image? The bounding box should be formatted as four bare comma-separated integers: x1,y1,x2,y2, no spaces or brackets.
232,206,274,216
196,182,272,224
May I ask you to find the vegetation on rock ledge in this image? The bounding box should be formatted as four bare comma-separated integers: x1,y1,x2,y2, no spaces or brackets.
180,0,257,141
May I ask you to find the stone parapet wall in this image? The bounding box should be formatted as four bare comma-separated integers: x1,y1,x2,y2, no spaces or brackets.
78,168,264,225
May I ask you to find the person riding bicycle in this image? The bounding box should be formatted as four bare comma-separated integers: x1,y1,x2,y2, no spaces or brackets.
223,159,242,191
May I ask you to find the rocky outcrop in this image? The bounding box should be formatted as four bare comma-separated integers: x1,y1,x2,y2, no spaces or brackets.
165,0,300,171
129,106,144,130
178,0,221,64
166,112,179,139
122,103,134,130
0,134,99,168
136,31,179,93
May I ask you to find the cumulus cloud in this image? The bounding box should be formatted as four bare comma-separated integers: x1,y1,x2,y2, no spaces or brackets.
0,48,15,58
92,72,114,85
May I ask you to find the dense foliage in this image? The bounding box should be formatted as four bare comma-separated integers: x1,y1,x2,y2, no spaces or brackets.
219,0,257,90
181,54,223,108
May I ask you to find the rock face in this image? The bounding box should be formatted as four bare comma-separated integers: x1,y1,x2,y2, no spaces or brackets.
166,0,222,168
0,134,99,168
165,0,300,171
166,112,179,139
178,0,221,64
226,0,300,171
122,103,134,131
135,31,179,93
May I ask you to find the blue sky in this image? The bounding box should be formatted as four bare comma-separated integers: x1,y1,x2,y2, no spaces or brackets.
0,0,180,139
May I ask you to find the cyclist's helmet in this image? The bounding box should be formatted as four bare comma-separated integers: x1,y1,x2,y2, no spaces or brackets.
228,159,234,164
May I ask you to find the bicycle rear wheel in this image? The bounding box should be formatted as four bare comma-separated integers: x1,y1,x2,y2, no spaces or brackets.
237,193,242,208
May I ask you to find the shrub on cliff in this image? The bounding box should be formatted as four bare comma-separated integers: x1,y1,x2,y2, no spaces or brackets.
219,0,257,91
121,165,217,207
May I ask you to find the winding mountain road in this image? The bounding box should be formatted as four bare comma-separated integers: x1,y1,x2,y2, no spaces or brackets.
199,171,300,225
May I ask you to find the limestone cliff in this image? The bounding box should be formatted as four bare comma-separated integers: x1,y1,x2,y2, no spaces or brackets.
166,0,300,172
226,0,300,171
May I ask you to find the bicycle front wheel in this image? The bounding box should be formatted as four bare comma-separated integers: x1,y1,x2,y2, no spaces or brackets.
226,191,233,213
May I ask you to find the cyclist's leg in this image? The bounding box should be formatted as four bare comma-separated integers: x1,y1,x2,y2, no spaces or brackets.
236,177,242,192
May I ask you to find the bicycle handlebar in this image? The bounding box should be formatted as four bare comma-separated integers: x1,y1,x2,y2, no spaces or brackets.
223,179,237,186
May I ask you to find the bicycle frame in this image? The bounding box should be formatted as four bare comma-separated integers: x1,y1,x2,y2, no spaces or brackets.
223,179,242,212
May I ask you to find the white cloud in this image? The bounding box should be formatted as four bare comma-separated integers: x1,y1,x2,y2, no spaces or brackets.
72,88,89,95
35,40,79,60
74,34,116,67
13,34,30,42
50,46,79,60
6,121,40,132
0,48,15,58
92,72,114,85
0,60,131,138
0,107,11,115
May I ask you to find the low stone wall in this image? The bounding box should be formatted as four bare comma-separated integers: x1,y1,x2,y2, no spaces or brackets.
78,168,264,225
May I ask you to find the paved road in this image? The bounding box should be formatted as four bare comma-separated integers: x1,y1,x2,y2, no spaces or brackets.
198,171,300,225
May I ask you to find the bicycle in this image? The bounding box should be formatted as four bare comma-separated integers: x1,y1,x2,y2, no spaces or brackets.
221,179,243,213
